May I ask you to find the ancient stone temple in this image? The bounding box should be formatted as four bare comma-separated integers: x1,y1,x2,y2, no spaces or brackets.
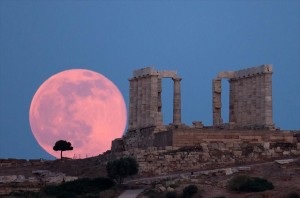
128,67,182,132
212,65,274,129
110,64,298,152
109,64,299,177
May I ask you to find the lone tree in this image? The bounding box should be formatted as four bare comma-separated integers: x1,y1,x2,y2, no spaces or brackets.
106,157,138,184
53,140,73,159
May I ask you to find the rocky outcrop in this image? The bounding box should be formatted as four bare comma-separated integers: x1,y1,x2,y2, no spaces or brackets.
0,175,25,183
0,170,77,185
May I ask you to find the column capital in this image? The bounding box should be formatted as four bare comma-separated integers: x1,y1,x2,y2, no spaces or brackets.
172,77,182,81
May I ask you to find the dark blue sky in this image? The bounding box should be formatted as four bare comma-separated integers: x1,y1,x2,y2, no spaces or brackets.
0,0,299,159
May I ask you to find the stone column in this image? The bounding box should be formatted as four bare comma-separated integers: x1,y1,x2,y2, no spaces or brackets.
145,75,151,127
172,77,182,125
137,78,142,128
264,73,273,127
229,79,236,123
128,78,134,129
150,75,158,126
156,77,163,126
141,76,146,128
132,78,138,129
213,79,222,126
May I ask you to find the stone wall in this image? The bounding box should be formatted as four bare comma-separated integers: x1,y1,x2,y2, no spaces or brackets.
0,159,46,168
107,140,300,176
122,127,157,150
115,126,297,151
171,128,295,148
108,128,300,176
0,170,77,195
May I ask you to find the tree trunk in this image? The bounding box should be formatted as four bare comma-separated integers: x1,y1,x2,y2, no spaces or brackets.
60,150,63,159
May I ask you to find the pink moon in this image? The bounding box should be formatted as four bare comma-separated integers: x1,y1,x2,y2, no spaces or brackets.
29,69,127,159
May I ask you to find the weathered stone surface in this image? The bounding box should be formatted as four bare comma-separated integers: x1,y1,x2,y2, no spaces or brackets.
167,186,174,192
107,66,300,177
214,65,274,129
0,170,78,185
275,159,294,164
0,175,25,183
0,175,18,183
128,67,181,131
237,166,251,171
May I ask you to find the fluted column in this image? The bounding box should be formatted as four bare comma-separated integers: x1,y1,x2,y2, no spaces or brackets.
213,79,222,126
173,77,182,125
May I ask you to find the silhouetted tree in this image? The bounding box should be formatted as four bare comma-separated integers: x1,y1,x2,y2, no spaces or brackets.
106,157,138,184
53,140,73,159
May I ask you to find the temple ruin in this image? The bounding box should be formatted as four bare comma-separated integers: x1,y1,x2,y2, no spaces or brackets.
128,65,274,132
213,64,274,129
111,64,298,152
109,64,299,176
128,67,182,132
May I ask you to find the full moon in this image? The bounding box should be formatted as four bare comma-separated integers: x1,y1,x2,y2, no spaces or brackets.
29,69,127,159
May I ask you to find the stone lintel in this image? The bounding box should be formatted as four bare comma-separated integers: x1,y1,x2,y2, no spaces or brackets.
159,71,178,78
216,71,235,79
133,67,158,77
132,67,178,79
216,64,273,80
234,64,273,79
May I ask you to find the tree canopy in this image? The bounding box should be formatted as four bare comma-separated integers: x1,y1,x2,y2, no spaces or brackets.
106,157,138,184
53,140,73,159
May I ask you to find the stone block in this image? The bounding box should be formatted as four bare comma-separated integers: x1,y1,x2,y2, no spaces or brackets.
263,142,270,149
167,187,174,192
65,176,78,182
275,159,294,164
28,177,38,183
15,175,26,183
237,166,251,171
225,168,233,175
211,143,218,149
233,143,240,149
233,151,242,156
275,147,282,153
156,185,166,192
0,175,18,183
165,146,173,150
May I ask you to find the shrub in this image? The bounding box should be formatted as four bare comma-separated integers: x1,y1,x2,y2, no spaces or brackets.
56,191,77,198
106,157,139,184
228,175,274,192
43,177,115,196
166,191,177,198
169,183,179,189
287,192,300,198
143,189,163,198
182,185,198,198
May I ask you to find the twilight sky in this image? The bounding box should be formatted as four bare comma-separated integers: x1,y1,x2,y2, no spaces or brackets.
0,0,299,159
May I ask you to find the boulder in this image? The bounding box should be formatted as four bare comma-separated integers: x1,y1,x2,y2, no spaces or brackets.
167,186,174,192
0,175,17,183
